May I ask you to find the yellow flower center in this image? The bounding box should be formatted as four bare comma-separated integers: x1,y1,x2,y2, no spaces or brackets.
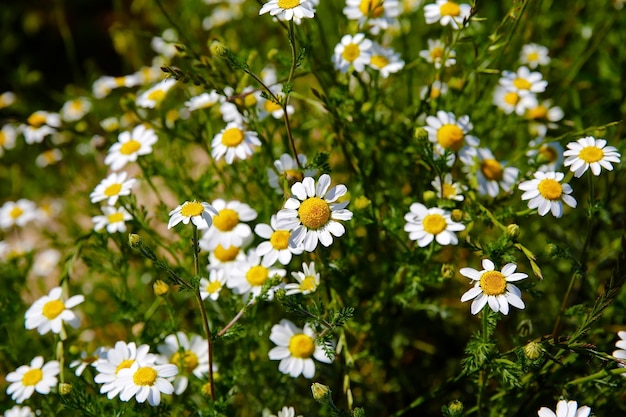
28,113,47,127
22,369,43,386
10,206,24,220
342,44,361,63
538,145,558,163
221,127,245,147
181,201,204,218
479,270,506,296
264,100,282,112
70,100,83,112
116,359,135,374
206,280,222,294
108,212,125,223
212,208,239,232
430,47,444,60
288,333,315,358
0,131,6,146
359,0,384,18
436,124,465,151
42,299,65,319
442,183,456,199
120,139,141,155
147,89,166,102
481,159,504,181
527,51,539,62
578,146,604,163
504,91,519,105
430,87,441,99
422,213,447,235
537,178,562,200
513,77,532,90
246,265,269,287
278,0,300,9
104,183,122,197
370,55,389,69
114,77,126,87
213,244,240,261
284,169,304,183
300,276,317,292
298,197,331,230
171,351,199,373
270,230,291,250
526,105,547,119
440,1,460,16
133,367,158,386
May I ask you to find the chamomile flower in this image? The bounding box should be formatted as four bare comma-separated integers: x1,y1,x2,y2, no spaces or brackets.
404,203,465,247
136,78,177,108
116,362,177,406
499,66,547,95
185,91,222,111
520,43,550,69
612,330,626,375
268,153,316,194
333,33,373,73
518,171,577,218
199,199,257,251
0,91,16,108
270,406,302,417
211,122,261,164
60,97,92,122
268,319,333,378
0,199,38,229
3,405,36,417
424,0,472,29
424,110,479,163
255,215,304,266
104,124,158,171
285,262,320,296
259,0,316,21
92,206,133,233
368,43,405,78
200,268,228,301
35,149,63,167
537,400,591,417
492,85,538,116
227,250,286,301
275,174,353,252
5,356,60,404
257,93,294,120
157,332,211,394
168,200,218,230
420,80,449,100
563,136,621,177
24,286,84,335
460,259,527,315
0,124,18,157
467,148,519,198
70,347,108,376
22,111,60,144
525,100,564,137
419,39,456,69
343,0,402,35
526,139,563,171
431,173,466,201
207,244,247,275
31,249,61,277
90,172,137,205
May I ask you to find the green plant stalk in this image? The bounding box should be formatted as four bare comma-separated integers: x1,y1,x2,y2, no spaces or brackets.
477,310,489,417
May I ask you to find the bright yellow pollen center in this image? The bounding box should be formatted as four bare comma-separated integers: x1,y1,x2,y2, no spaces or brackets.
480,270,506,296
436,124,465,151
181,201,204,218
342,44,361,63
104,183,122,197
288,333,315,358
70,101,83,112
442,183,456,199
120,139,141,155
42,299,65,319
0,131,5,145
527,105,547,119
422,213,447,235
430,47,444,60
513,77,532,90
579,146,604,163
22,369,43,386
221,128,245,147
213,244,240,261
28,114,47,127
133,367,158,386
537,178,562,200
371,55,390,69
147,90,166,102
246,265,269,287
440,1,461,16
300,276,317,292
171,351,199,373
270,230,291,250
481,159,504,181
114,77,126,87
212,209,239,231
430,88,441,99
206,281,222,294
108,212,125,223
10,206,23,219
504,92,520,105
527,51,539,62
116,359,135,374
359,0,385,18
264,100,282,112
278,0,300,9
298,197,331,230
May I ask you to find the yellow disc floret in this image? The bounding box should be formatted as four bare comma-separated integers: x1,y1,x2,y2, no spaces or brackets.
481,159,504,181
42,300,65,320
579,146,604,163
278,0,300,9
104,183,122,197
181,201,204,218
359,0,384,18
221,128,245,147
422,213,447,235
288,333,315,358
479,270,506,296
22,369,43,386
342,44,360,63
440,1,461,16
298,197,331,230
513,77,532,90
537,178,562,200
270,230,291,250
246,265,269,286
171,351,199,373
213,209,239,231
120,140,141,155
436,124,465,151
116,359,135,374
133,367,158,386
213,244,240,261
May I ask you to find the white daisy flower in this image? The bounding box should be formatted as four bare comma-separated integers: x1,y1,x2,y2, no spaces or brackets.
520,43,550,69
199,199,257,251
537,400,591,417
431,173,466,201
420,80,449,101
343,0,401,35
5,356,60,404
69,347,108,376
612,330,626,376
270,406,302,417
211,122,261,164
257,93,294,121
368,43,405,78
136,78,177,108
200,268,228,301
268,319,333,379
3,405,36,417
285,261,320,296
207,244,248,275
151,29,179,58
419,39,456,69
94,341,157,400
35,149,63,168
31,248,61,277
168,200,218,230
333,33,373,73
0,124,18,157
526,100,564,137
90,171,137,205
255,215,304,267
22,111,60,144
424,110,480,163
60,97,92,122
518,171,577,218
467,148,519,198
227,249,286,301
403,203,465,247
0,199,38,229
526,139,563,172
499,66,547,95
157,332,211,395
259,0,316,21
116,362,177,406
460,259,527,315
0,91,16,108
267,153,316,194
24,286,84,335
185,91,222,111
563,136,621,178
219,93,247,124
275,174,353,252
92,206,132,233
424,0,472,29
104,124,158,171
492,85,538,116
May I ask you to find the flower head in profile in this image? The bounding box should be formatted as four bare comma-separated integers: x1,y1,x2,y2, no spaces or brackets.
3,405,37,417
185,90,222,112
61,97,92,122
136,78,177,108
168,200,218,230
267,153,317,194
90,172,137,205
6,356,60,404
519,171,576,218
368,43,405,78
464,148,519,198
259,0,316,21
157,332,211,395
525,100,564,137
492,85,538,116
563,136,621,178
424,0,472,29
527,139,563,172
268,319,333,378
276,174,353,252
520,43,550,69
537,400,591,417
227,249,286,301
460,259,527,315
104,125,158,171
404,203,465,247
431,173,466,201
70,347,108,376
343,0,401,35
499,66,547,95
333,33,373,73
22,111,60,144
285,261,320,296
25,286,84,335
92,206,133,233
612,330,626,376
211,122,261,164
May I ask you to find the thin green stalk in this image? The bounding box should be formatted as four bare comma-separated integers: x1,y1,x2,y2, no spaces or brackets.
477,310,489,417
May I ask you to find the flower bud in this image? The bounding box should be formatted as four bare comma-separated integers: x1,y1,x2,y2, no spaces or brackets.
422,190,437,204
209,40,228,57
354,196,371,210
153,280,170,296
506,223,520,239
128,233,142,248
524,341,543,360
451,209,463,223
311,382,331,403
441,264,456,280
447,400,464,416
59,383,72,395
414,127,429,142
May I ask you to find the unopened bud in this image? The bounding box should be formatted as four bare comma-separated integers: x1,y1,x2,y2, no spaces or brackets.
414,127,429,142
441,264,455,280
544,243,558,257
128,233,142,248
153,280,170,296
311,382,331,402
451,209,463,222
354,196,371,210
524,341,543,360
422,190,436,204
209,40,228,57
59,383,72,395
447,400,464,416
506,224,520,239
201,382,212,397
